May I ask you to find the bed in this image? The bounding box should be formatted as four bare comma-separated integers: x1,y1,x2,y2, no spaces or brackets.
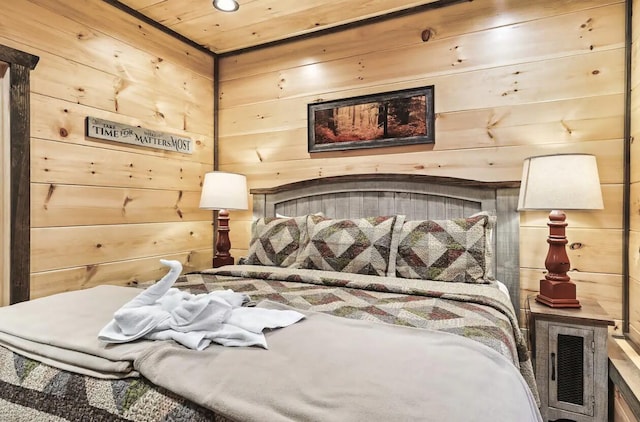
0,174,542,421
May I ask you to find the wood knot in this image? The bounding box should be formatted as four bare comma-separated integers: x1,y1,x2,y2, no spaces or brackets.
569,242,583,250
59,128,69,137
421,29,433,42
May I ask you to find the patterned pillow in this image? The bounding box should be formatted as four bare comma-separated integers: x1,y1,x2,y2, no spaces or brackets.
395,214,493,283
244,216,308,267
295,215,399,277
470,211,496,280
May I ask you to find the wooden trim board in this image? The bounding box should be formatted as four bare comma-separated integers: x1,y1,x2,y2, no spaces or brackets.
0,45,39,304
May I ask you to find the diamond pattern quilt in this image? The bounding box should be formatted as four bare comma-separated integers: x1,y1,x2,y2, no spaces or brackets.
0,265,538,420
192,265,537,405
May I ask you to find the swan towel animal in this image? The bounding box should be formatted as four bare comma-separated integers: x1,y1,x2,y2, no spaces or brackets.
98,260,305,350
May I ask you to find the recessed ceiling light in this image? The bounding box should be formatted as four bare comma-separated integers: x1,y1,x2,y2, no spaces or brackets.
213,0,239,12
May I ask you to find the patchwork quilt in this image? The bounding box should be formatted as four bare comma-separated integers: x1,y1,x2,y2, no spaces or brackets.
0,346,224,421
194,265,536,394
0,266,538,420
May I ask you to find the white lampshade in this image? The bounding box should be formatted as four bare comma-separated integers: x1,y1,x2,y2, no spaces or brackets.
199,171,248,210
517,154,604,211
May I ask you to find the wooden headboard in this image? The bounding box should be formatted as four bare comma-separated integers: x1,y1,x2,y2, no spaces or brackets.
250,174,522,313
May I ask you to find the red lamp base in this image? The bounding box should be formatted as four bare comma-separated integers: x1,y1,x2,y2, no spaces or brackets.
535,278,581,308
534,210,581,308
212,209,235,268
213,256,234,268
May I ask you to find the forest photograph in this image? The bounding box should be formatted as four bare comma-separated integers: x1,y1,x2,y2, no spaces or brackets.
308,86,434,152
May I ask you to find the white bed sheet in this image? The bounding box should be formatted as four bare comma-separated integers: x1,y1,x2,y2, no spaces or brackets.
496,280,510,298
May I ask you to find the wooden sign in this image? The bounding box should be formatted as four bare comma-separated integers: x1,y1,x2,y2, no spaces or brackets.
85,117,193,154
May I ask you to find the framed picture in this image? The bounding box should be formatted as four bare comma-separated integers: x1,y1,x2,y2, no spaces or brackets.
308,86,434,153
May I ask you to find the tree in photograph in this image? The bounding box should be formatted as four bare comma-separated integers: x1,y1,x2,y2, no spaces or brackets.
378,102,388,138
314,108,339,143
389,98,410,126
387,95,427,138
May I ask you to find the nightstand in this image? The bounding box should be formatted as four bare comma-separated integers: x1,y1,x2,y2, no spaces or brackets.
527,297,614,422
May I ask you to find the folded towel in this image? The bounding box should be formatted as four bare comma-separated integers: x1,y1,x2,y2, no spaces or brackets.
98,260,305,350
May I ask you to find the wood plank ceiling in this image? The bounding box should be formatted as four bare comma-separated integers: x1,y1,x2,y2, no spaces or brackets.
109,0,442,54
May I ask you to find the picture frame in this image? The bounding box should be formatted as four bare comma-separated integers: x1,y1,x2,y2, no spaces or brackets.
308,86,434,153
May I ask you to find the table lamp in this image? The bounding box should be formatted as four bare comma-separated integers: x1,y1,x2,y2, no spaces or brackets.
199,171,249,267
517,154,604,308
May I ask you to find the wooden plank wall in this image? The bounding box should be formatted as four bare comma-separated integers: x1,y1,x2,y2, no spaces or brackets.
0,0,215,300
218,0,626,326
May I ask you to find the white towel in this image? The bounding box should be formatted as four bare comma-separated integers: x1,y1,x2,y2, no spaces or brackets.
98,260,305,350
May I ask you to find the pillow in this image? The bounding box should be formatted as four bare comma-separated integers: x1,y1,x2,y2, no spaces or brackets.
244,216,308,267
470,211,496,280
295,215,401,277
395,214,493,283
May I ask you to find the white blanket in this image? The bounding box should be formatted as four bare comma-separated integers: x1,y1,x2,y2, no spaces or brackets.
98,260,305,350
